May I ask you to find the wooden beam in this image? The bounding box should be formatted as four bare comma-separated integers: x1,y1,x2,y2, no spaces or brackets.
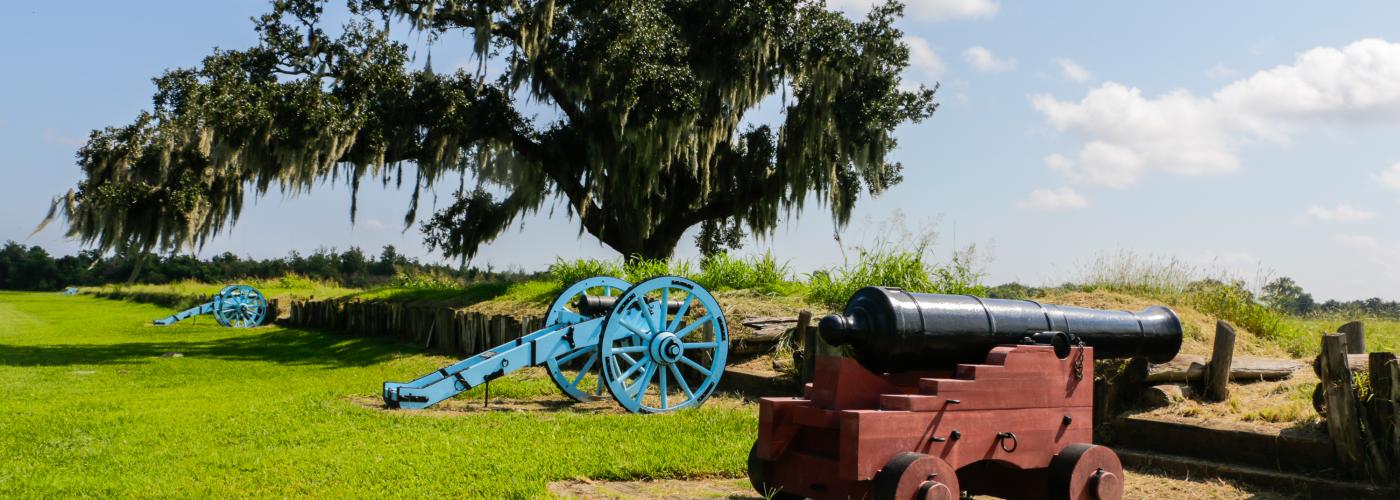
1204,321,1236,401
1313,353,1371,377
1321,334,1365,474
1146,356,1302,384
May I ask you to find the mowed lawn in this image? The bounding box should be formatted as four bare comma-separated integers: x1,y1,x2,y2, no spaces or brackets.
0,292,756,497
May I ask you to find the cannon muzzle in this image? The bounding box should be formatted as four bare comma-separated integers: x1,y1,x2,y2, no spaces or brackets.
820,287,1181,373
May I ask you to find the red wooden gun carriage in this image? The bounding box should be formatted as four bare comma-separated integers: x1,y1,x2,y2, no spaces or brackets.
748,287,1182,499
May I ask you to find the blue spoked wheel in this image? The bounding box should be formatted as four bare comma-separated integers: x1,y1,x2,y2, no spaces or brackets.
212,285,267,328
598,276,729,413
543,276,631,402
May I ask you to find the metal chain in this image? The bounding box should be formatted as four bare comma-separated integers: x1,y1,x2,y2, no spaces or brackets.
1071,339,1086,381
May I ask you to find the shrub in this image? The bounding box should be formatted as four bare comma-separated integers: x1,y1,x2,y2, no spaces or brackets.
388,271,461,289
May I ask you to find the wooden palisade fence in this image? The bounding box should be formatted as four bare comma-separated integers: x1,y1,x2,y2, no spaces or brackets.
282,298,543,358
1315,321,1400,483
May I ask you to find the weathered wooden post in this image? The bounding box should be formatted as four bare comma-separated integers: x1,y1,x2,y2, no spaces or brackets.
1203,320,1236,402
268,298,281,323
796,311,815,383
1321,334,1365,475
1340,321,1366,354
434,308,454,352
1369,352,1400,478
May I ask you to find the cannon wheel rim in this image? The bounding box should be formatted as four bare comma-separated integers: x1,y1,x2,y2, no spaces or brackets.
747,442,804,500
1049,443,1124,500
543,276,631,402
212,285,267,328
598,275,728,413
872,452,960,500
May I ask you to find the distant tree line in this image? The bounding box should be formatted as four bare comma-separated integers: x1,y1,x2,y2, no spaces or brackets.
1258,276,1400,318
0,241,520,291
986,276,1400,320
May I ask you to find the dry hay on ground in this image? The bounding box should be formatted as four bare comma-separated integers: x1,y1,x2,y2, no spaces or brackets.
546,467,1294,499
1133,369,1324,432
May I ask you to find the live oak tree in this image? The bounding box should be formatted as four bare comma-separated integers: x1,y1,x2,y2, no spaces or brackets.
45,0,937,261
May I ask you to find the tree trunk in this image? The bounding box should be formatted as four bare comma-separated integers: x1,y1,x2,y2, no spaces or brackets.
605,221,688,262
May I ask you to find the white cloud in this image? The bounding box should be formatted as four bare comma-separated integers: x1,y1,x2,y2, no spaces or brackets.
963,46,1015,72
828,0,999,21
1033,38,1400,188
1215,38,1400,140
1031,83,1234,187
1017,187,1089,211
1377,162,1400,189
1043,153,1073,172
903,36,945,82
1307,204,1376,222
1055,58,1094,82
1206,63,1237,80
363,218,387,230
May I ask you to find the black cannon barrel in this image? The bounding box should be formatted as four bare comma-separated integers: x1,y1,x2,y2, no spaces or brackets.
576,295,685,316
819,287,1182,373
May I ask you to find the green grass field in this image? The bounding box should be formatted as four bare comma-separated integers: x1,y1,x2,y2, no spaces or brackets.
1291,316,1400,354
0,292,756,497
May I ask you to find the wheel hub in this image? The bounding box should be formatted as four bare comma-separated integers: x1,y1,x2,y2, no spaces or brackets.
650,332,685,365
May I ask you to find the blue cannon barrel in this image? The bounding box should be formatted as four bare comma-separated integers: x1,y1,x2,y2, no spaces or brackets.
819,287,1182,373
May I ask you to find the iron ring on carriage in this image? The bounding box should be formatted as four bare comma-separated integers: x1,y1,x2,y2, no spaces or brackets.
998,432,1019,453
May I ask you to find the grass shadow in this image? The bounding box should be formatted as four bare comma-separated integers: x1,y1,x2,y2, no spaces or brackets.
0,327,411,368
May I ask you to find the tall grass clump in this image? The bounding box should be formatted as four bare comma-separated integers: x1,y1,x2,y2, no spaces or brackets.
808,245,987,308
695,252,794,292
546,258,625,285
546,257,698,285
623,257,694,283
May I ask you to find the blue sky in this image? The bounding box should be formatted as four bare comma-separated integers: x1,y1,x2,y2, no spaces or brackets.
4,0,1400,300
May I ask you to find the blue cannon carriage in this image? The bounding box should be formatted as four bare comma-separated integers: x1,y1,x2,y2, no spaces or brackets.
383,276,731,413
152,284,268,328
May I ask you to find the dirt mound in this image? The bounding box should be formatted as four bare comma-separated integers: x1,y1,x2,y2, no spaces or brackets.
1040,290,1289,359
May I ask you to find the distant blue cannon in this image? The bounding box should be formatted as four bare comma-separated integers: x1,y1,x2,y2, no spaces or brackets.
62,287,78,295
383,276,731,413
152,284,268,328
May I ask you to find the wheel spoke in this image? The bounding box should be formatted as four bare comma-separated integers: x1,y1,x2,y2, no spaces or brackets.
556,345,594,365
659,368,668,408
658,287,669,331
669,364,694,400
616,352,639,367
613,345,647,354
674,313,714,339
619,316,649,339
638,297,659,334
628,363,657,398
570,353,598,388
679,355,711,377
618,356,650,381
682,341,718,350
666,296,693,332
